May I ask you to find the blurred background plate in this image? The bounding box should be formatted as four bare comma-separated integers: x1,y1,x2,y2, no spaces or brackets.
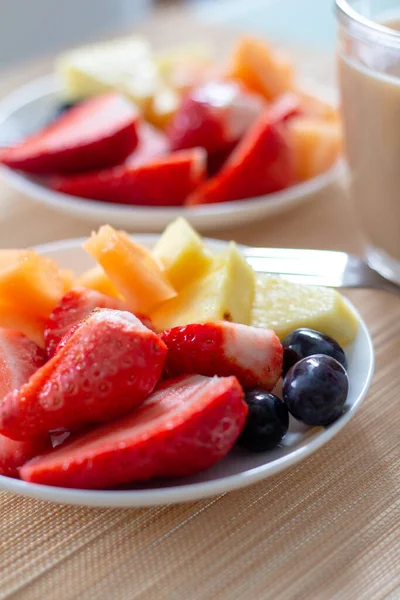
0,75,343,232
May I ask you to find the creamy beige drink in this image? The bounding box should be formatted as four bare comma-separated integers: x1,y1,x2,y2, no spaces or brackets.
337,1,400,282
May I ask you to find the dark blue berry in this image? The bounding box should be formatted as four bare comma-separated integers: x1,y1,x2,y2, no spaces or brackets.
282,328,347,376
238,391,289,452
53,100,81,120
282,354,348,426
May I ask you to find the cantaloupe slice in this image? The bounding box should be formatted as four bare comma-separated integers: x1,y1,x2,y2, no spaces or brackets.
0,303,46,347
151,242,255,332
298,89,340,123
152,218,213,291
288,117,342,181
75,265,122,299
251,275,358,347
228,36,293,101
0,250,64,319
84,225,176,314
60,269,75,293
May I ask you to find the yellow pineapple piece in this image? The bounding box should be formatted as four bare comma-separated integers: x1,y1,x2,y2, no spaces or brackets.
84,225,176,314
152,218,213,291
151,242,255,332
56,37,161,109
251,275,358,346
75,265,122,299
145,86,180,130
0,250,64,319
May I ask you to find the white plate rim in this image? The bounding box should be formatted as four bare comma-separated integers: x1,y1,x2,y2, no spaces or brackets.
0,235,374,507
0,74,345,229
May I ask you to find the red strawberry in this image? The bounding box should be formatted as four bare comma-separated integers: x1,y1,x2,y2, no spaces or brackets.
52,148,206,206
127,122,169,166
268,92,302,124
0,94,139,175
0,309,166,440
0,330,49,477
20,374,247,489
0,435,50,478
44,287,154,358
187,111,294,205
161,322,283,390
167,80,265,154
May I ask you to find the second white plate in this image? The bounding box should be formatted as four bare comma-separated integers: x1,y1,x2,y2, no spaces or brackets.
0,75,344,231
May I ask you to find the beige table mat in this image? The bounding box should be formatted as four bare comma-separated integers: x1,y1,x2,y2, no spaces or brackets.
0,7,400,599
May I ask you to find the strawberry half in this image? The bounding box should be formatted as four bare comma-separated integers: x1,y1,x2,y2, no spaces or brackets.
161,322,283,390
268,92,302,124
167,80,265,155
0,93,139,175
0,329,49,477
127,122,169,166
0,309,166,440
20,374,247,489
44,287,153,358
187,111,294,205
52,148,206,206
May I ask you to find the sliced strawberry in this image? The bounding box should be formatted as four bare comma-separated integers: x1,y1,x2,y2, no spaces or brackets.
44,287,141,358
161,322,283,390
20,374,247,489
0,330,46,395
167,80,265,154
0,434,50,478
187,111,294,205
127,122,169,166
268,92,303,124
0,94,139,175
0,309,166,440
52,148,206,206
0,329,48,477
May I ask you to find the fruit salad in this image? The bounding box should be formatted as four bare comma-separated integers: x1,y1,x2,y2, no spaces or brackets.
0,36,342,207
0,219,359,490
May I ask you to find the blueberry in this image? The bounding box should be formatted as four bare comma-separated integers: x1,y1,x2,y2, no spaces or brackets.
282,328,347,376
282,354,348,426
53,100,81,120
238,391,289,452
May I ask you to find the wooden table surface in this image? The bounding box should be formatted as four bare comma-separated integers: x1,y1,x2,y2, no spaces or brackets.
0,5,399,600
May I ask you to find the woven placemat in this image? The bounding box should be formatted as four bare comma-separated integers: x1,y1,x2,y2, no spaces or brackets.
1,290,399,600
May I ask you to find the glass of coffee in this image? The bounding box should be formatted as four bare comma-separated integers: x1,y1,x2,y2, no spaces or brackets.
336,0,400,284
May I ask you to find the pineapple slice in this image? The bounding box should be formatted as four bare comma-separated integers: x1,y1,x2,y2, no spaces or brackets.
151,242,255,332
0,250,64,319
152,218,213,291
75,265,122,299
251,275,358,346
84,225,176,314
56,37,161,109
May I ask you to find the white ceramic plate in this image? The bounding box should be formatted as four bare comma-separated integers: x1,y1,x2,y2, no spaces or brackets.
0,75,344,232
0,235,374,507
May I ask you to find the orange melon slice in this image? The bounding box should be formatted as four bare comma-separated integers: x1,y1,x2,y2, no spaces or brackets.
0,303,46,347
60,269,75,293
75,265,122,299
0,250,64,319
228,36,293,101
288,117,342,181
297,89,340,123
84,225,177,313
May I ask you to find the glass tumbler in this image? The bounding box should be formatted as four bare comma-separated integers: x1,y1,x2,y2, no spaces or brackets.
336,0,400,284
